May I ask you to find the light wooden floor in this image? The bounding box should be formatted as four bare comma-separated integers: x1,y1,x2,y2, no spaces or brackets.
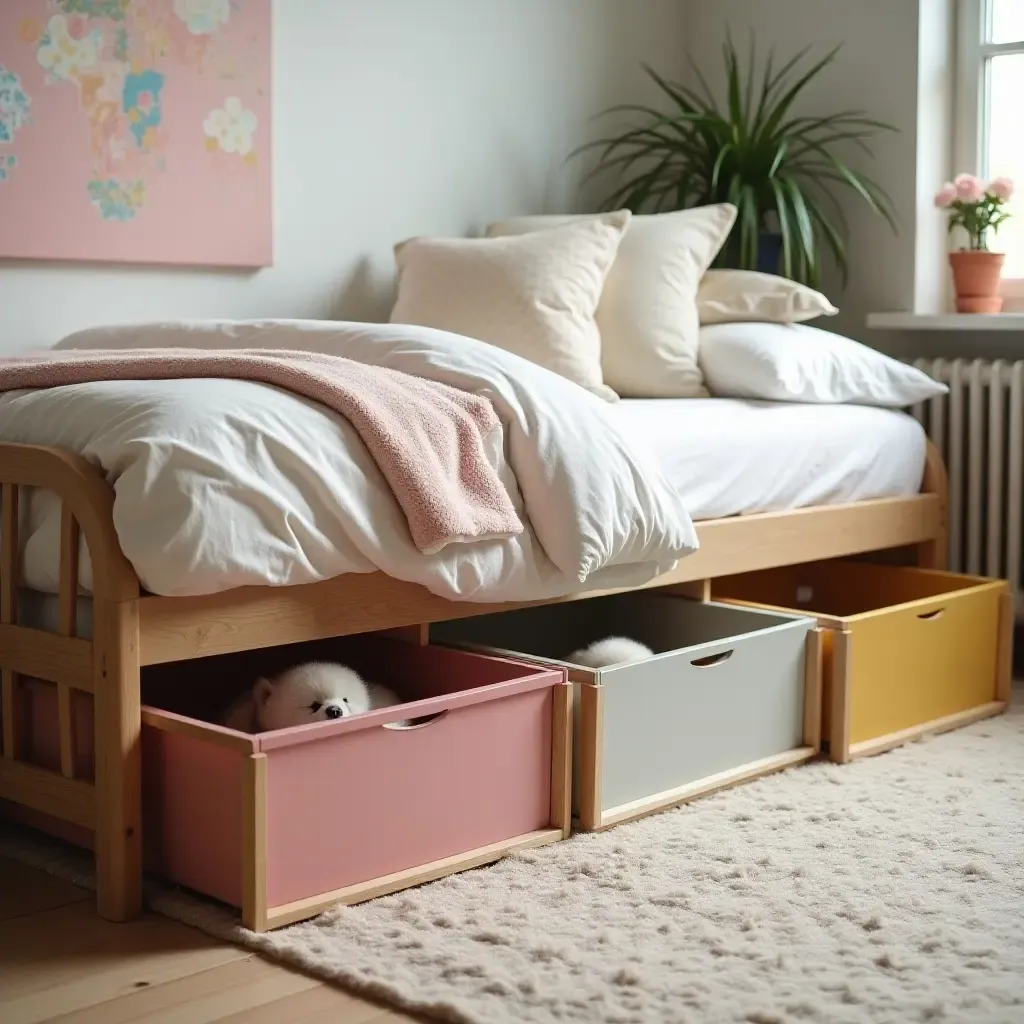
0,857,420,1024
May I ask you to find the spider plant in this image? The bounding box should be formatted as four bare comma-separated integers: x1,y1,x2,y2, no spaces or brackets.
571,36,898,287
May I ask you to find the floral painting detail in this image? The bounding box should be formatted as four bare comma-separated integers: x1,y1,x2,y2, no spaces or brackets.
36,14,103,82
55,0,130,19
0,154,18,182
0,65,32,141
19,17,44,43
0,64,30,181
87,175,144,219
0,1,271,266
173,0,231,36
80,58,126,105
203,95,255,155
123,68,163,147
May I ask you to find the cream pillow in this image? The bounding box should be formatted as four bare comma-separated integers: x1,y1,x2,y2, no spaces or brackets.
487,205,736,398
390,212,629,401
698,322,948,407
698,269,838,324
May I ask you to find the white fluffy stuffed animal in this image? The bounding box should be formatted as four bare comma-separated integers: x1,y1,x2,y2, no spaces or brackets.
222,661,405,732
567,637,655,668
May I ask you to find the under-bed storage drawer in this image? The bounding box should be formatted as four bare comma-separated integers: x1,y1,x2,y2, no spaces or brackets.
432,592,821,831
713,561,1013,762
13,636,571,931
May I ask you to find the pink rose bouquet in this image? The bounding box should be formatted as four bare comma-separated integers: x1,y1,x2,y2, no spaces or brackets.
935,173,1015,250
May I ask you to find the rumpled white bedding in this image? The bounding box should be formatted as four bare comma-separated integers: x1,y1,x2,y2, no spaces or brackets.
0,320,698,601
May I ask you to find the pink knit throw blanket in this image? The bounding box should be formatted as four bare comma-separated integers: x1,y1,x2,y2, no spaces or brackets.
0,348,523,555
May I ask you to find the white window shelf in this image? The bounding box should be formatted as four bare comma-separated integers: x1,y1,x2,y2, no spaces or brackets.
866,312,1024,331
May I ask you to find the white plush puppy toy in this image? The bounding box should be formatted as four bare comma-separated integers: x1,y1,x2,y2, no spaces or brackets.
567,637,655,668
223,661,404,732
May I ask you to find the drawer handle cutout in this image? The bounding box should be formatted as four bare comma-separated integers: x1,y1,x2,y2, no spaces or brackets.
383,710,449,731
917,608,945,621
691,649,734,669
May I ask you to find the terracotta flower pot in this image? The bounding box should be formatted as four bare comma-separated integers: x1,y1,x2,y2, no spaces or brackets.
949,250,1005,313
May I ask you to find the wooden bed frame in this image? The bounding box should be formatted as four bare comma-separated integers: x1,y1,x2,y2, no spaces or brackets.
0,439,949,923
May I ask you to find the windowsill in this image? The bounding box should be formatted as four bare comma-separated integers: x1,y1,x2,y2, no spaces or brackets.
866,312,1024,331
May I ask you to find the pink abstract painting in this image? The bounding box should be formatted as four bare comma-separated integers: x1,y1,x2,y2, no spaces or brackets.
0,1,272,267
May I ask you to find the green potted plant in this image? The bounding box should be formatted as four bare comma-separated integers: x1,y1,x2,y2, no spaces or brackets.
572,37,897,288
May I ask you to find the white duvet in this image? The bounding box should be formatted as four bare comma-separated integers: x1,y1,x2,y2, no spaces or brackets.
0,320,698,601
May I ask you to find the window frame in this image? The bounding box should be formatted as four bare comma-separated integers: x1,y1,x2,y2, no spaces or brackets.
955,0,1024,305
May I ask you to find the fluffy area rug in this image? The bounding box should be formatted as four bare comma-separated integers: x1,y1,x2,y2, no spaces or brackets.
4,698,1023,1024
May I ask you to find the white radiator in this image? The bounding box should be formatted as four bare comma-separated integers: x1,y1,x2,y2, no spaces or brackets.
910,358,1024,616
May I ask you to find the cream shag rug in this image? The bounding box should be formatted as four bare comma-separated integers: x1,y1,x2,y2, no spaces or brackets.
4,698,1024,1024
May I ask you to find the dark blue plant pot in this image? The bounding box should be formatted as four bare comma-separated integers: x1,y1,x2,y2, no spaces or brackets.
756,232,783,275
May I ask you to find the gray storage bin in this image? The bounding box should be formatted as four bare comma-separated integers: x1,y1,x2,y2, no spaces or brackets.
433,591,821,830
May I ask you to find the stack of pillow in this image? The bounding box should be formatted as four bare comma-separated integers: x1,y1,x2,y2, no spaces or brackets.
389,205,946,407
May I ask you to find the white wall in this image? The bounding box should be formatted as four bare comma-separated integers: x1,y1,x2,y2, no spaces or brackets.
0,0,688,352
913,0,956,318
682,0,925,342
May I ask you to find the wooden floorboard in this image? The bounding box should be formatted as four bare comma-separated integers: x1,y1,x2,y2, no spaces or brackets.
0,858,91,923
0,857,417,1024
215,982,409,1024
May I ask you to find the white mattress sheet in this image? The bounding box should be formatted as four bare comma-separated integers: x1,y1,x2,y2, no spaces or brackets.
614,398,927,521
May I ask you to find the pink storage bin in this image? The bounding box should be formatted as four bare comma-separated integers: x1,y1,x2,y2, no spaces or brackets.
8,635,572,931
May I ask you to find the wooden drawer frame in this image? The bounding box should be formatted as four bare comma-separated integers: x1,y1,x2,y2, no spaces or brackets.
9,662,573,933
155,678,573,932
716,564,1013,763
574,625,823,831
433,596,825,832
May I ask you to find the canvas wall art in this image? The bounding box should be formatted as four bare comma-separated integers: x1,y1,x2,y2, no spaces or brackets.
0,1,272,267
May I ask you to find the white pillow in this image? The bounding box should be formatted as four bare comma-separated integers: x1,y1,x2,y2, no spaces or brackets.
486,205,736,398
698,322,948,407
697,270,838,324
390,213,628,402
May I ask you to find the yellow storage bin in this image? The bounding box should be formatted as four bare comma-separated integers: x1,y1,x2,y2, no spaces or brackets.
713,561,1013,762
